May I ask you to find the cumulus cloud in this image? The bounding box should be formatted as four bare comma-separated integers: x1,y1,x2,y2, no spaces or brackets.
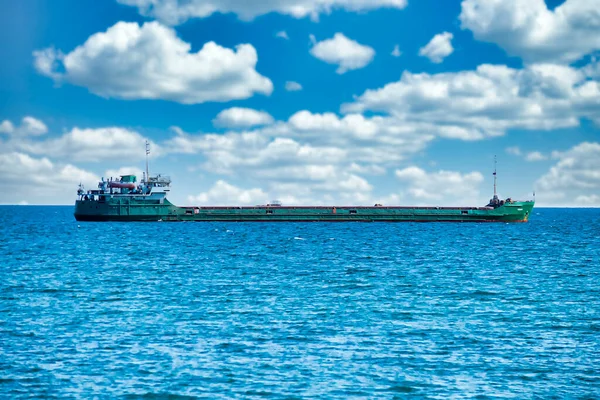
167,110,433,169
506,147,548,161
285,81,303,91
524,151,547,162
0,120,14,134
33,21,273,104
535,142,600,206
419,32,454,63
213,107,275,128
188,180,268,205
187,177,376,206
168,132,346,174
33,47,63,81
343,62,600,139
505,146,522,156
309,33,375,74
391,44,402,57
348,163,386,175
276,30,289,39
118,0,408,25
574,194,600,206
395,167,485,205
460,0,600,64
0,152,99,204
8,126,158,162
164,109,439,204
0,117,48,136
288,110,378,139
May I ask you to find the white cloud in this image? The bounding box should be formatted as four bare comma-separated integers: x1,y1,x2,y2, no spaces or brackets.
33,47,63,81
348,163,386,175
343,62,600,139
0,120,14,134
186,177,376,207
164,109,438,204
21,117,48,136
309,33,375,74
213,107,275,128
507,147,548,161
575,194,600,206
506,146,522,156
276,30,289,40
285,81,303,91
167,110,433,172
0,117,48,136
419,32,454,63
168,131,347,174
395,167,485,205
288,110,377,139
9,126,158,162
253,164,372,192
460,0,600,64
33,21,273,104
524,151,547,162
118,0,408,25
391,44,402,57
188,180,268,205
337,174,372,192
535,142,600,206
0,152,99,205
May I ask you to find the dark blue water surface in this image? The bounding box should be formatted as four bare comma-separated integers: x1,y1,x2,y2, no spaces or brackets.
1,206,599,399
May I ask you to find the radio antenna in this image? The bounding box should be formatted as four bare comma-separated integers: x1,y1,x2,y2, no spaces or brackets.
493,155,497,199
145,140,150,183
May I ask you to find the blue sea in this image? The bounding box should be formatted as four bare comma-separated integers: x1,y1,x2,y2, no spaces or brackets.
1,206,599,399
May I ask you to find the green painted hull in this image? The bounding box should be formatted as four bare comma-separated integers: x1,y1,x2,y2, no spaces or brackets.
74,198,534,222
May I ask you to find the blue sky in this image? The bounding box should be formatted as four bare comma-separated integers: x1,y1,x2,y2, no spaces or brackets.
0,0,599,206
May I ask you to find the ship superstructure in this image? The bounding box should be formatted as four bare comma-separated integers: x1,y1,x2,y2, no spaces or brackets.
77,173,171,204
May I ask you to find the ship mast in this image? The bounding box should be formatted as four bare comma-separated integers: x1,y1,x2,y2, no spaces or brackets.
493,155,497,199
145,140,150,184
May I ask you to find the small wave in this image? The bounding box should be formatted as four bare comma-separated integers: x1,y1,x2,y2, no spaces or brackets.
294,237,306,240
388,385,416,393
471,290,498,296
124,394,198,400
39,288,63,293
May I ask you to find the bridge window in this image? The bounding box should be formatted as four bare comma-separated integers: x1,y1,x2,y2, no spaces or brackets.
461,210,468,215
266,210,273,214
349,210,357,214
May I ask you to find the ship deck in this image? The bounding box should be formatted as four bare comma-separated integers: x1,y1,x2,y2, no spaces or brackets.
180,206,495,210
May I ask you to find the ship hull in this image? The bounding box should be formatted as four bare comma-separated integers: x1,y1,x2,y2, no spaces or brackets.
74,199,534,223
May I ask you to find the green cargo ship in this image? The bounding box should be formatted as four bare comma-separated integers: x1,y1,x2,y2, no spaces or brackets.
74,155,534,223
